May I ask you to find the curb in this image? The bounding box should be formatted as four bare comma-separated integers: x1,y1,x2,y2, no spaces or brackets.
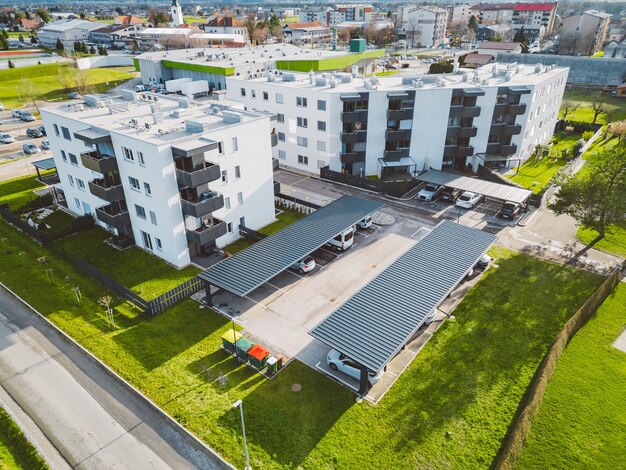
0,281,235,470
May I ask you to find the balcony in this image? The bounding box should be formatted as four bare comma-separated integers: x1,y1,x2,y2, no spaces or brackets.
88,179,125,202
95,204,131,228
444,145,475,158
446,126,478,139
385,129,412,141
80,151,118,174
341,110,368,123
486,143,518,155
186,219,227,247
340,130,367,144
175,162,221,188
490,123,522,136
387,108,414,121
180,190,224,218
449,106,481,118
340,151,365,164
271,133,278,147
494,103,527,116
384,148,410,161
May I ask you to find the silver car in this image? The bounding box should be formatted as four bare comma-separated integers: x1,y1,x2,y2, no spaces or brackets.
291,256,316,274
0,133,15,144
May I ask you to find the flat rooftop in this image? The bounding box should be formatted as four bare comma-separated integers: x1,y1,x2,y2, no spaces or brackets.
229,62,567,93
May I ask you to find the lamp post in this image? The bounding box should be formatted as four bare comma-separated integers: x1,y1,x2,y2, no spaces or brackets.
232,400,250,470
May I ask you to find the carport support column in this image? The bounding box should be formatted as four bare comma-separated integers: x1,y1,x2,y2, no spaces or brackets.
204,283,213,306
358,365,369,397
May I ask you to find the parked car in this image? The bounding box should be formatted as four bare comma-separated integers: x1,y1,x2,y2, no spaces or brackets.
475,254,492,269
356,216,372,229
12,110,23,119
134,84,146,92
68,91,81,99
455,191,483,209
327,349,382,386
22,143,40,154
417,183,443,202
26,128,43,138
20,112,36,122
291,256,316,274
0,102,4,111
0,133,15,144
424,309,437,325
40,140,51,150
499,202,521,219
440,187,461,202
37,126,47,136
327,226,355,251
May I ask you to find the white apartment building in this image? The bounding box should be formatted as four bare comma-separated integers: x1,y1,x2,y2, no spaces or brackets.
40,93,276,268
38,19,104,49
299,4,373,27
398,6,447,48
227,63,567,179
283,22,331,45
447,3,477,29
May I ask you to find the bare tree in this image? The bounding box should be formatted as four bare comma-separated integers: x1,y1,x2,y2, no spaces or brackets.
244,14,257,44
591,96,605,124
406,17,420,48
561,101,580,120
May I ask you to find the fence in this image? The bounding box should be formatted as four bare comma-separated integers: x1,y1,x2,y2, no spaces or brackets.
148,276,204,317
275,193,321,209
320,166,421,198
492,264,625,470
238,225,266,243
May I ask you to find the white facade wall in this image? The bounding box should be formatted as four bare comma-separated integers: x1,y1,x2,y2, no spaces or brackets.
39,26,94,48
399,7,447,47
410,89,451,171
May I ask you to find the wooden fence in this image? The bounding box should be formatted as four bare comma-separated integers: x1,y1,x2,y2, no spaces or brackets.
147,276,205,316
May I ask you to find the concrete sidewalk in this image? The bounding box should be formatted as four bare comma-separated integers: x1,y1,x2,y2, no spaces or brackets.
0,284,231,470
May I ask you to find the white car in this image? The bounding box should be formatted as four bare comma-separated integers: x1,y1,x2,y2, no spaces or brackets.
291,256,316,274
41,140,51,150
417,183,442,202
0,102,4,111
356,216,372,229
22,143,41,155
0,133,15,144
327,349,382,386
455,191,483,209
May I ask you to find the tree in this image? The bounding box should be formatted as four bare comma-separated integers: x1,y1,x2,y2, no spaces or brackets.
79,12,86,20
468,15,478,31
89,45,96,54
0,35,8,51
98,46,108,56
8,60,14,68
268,13,281,38
148,9,169,27
244,15,257,44
74,41,83,53
56,38,64,51
1,29,7,39
491,32,504,42
115,7,124,15
36,7,51,23
603,105,619,138
549,147,626,239
513,26,529,53
561,101,579,120
591,96,605,124
406,17,421,48
607,120,626,142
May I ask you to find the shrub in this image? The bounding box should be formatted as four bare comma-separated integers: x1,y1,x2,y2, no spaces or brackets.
428,60,454,74
572,139,585,157
16,193,53,214
582,130,594,141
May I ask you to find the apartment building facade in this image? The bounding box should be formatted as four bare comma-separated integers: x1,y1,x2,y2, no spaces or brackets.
38,19,104,49
559,10,612,55
40,93,276,268
227,63,567,179
397,6,447,48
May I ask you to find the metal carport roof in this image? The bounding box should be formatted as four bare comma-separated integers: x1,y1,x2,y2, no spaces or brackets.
416,169,532,204
198,195,384,297
310,221,497,373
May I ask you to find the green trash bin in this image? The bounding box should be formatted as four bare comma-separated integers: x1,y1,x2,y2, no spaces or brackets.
235,337,254,361
221,330,242,354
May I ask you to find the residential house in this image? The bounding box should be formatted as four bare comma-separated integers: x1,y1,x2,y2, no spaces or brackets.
283,22,331,45
559,10,612,56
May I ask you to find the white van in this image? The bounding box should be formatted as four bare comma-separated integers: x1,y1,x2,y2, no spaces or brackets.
357,216,372,229
327,226,355,251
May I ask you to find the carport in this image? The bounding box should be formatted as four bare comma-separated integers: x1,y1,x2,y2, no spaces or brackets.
198,195,384,299
310,220,497,396
416,169,531,204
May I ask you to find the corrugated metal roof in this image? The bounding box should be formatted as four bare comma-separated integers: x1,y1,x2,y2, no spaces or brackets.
31,158,56,170
416,169,531,204
198,196,384,297
310,221,497,372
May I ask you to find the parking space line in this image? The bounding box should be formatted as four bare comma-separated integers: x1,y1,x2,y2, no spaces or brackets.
314,362,359,392
286,269,304,280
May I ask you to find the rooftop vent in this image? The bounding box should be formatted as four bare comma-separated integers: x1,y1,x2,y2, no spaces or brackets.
222,110,242,124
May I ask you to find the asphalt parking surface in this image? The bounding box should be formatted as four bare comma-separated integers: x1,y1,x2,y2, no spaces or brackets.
0,110,49,161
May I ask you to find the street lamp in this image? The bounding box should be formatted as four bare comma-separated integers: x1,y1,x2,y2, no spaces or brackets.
232,400,250,470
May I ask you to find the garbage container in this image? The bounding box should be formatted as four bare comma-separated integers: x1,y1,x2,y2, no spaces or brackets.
221,330,242,354
266,356,283,375
247,345,269,369
235,337,254,361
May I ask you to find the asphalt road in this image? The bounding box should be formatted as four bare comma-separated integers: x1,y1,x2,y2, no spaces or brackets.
0,285,231,469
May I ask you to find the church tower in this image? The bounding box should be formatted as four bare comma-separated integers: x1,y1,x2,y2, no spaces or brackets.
170,0,183,27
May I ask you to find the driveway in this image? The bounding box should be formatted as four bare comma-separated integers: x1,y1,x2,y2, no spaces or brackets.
0,285,230,469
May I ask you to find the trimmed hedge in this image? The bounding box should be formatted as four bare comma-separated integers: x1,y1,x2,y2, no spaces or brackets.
556,120,602,134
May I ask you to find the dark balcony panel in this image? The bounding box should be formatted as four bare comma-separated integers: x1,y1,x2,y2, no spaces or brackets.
273,181,281,195
501,144,517,154
271,133,278,147
341,110,368,123
502,124,522,136
385,129,412,141
80,151,118,174
181,192,224,218
384,148,409,161
88,179,125,202
186,219,227,247
509,104,527,115
341,131,367,144
457,146,474,158
387,108,414,121
95,204,131,228
444,145,457,158
447,126,477,138
486,143,518,155
175,162,221,188
449,106,481,118
340,151,366,164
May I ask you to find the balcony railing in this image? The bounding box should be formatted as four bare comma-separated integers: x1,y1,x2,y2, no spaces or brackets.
271,133,278,147
385,129,412,141
180,191,224,218
340,130,367,144
387,108,414,121
80,151,118,174
340,151,366,164
186,219,227,247
88,179,125,202
444,145,475,158
490,123,522,136
384,148,410,161
449,106,481,118
446,126,478,139
494,103,527,116
341,110,368,123
486,143,518,155
95,204,131,228
175,162,221,188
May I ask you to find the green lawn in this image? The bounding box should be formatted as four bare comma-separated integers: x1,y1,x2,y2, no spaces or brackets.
561,88,626,124
0,217,604,469
0,174,47,210
0,63,136,109
0,406,48,470
577,222,626,258
507,156,567,194
516,283,626,469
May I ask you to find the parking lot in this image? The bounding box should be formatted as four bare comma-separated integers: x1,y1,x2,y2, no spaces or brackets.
0,109,50,161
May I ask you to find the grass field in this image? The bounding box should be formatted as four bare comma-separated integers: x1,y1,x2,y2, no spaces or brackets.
0,406,48,470
561,89,626,124
0,62,136,109
516,283,626,469
577,222,626,258
0,174,47,210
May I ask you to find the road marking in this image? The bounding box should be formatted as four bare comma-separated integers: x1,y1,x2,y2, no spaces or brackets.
409,227,430,239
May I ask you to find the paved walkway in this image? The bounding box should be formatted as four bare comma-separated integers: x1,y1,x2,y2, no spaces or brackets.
0,284,231,470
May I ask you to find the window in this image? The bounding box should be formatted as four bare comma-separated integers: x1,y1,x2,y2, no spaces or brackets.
263,91,269,100
135,204,146,219
155,237,162,251
76,178,85,190
239,216,246,228
53,124,60,136
74,197,81,209
297,136,308,147
122,147,134,161
296,96,308,107
278,132,285,142
251,89,256,98
227,222,233,233
317,99,326,111
277,113,285,123
138,151,145,166
275,93,284,104
234,165,241,179
149,210,157,225
224,196,231,209
240,88,246,97
129,176,140,191
317,140,326,152
298,155,309,165
218,141,224,155
297,117,308,128
221,170,228,183
232,137,238,151
61,150,67,162
141,230,153,251
68,175,75,186
144,182,151,196
278,150,286,160
237,192,243,204
61,126,71,140
317,121,326,131
69,153,78,165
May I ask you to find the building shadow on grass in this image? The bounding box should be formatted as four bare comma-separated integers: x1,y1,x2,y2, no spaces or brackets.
186,350,266,393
